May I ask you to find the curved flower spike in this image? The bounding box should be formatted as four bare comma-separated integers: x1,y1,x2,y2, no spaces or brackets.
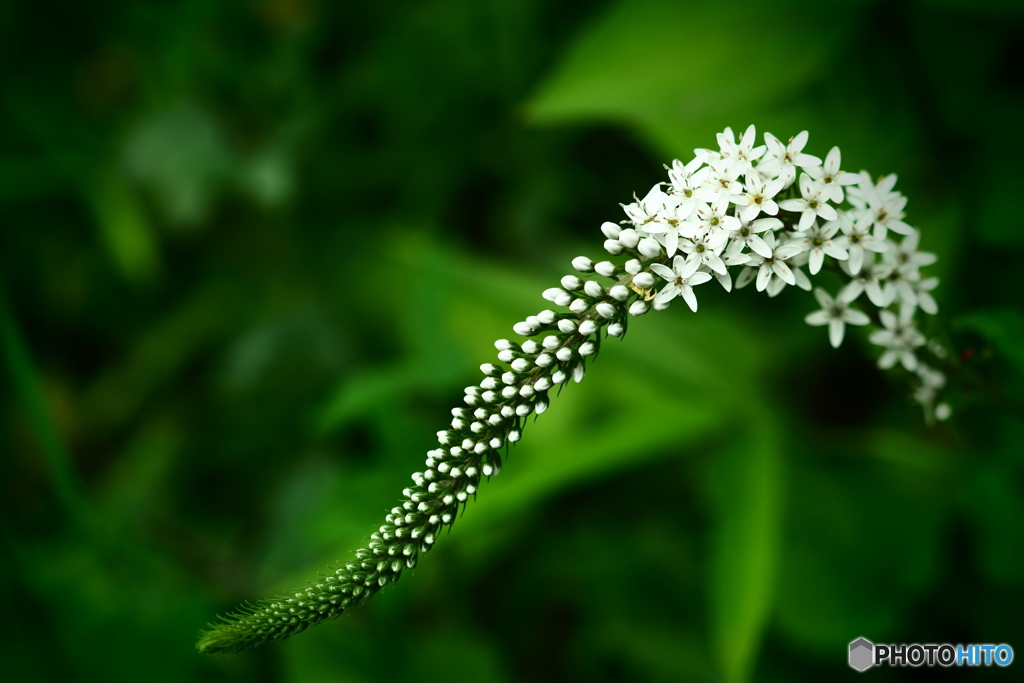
197,126,946,655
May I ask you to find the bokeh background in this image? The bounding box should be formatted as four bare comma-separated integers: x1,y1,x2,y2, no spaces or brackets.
3,0,1023,681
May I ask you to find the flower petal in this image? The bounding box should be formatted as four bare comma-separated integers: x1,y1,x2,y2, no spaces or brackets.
681,286,699,312
805,310,830,326
649,263,675,282
828,319,845,348
771,259,796,286
747,234,773,258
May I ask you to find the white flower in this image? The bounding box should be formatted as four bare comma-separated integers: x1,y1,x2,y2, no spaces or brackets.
649,255,712,312
679,225,729,274
621,184,674,228
728,216,782,258
834,211,887,274
869,305,926,371
847,173,913,239
703,157,745,198
715,124,765,176
709,239,751,292
638,198,698,256
667,158,714,204
731,169,785,222
839,256,895,308
745,231,803,292
804,146,859,203
778,173,838,230
847,172,901,210
804,288,871,347
791,220,849,274
884,230,937,274
908,276,940,314
870,193,914,239
758,131,820,187
765,260,811,297
693,195,740,236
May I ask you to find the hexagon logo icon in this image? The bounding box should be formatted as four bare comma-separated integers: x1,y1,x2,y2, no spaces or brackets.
849,637,875,672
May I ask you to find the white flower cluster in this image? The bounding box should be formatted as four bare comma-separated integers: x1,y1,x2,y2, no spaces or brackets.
198,125,950,655
610,125,948,422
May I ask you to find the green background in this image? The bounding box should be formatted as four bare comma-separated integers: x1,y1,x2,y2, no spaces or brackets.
2,0,1022,680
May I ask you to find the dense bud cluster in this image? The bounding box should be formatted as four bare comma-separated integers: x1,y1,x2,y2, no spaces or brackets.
197,126,945,655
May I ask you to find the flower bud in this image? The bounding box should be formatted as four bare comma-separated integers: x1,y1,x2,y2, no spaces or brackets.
632,272,655,289
561,275,582,290
600,221,621,239
571,256,593,272
618,228,639,248
638,237,662,259
583,280,604,298
629,300,649,316
604,239,624,255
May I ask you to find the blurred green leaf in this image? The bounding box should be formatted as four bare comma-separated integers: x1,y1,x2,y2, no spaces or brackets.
525,0,864,156
961,461,1024,587
707,412,781,683
775,448,948,655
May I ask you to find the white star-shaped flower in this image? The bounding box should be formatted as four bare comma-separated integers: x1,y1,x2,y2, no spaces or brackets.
728,216,782,259
909,276,940,315
715,124,765,176
834,211,887,274
621,184,674,228
703,157,744,198
649,255,713,312
791,219,849,274
731,169,785,223
885,230,937,272
709,239,752,292
745,231,803,292
804,288,870,347
847,172,901,211
679,225,729,274
758,131,821,187
869,305,926,371
779,174,839,230
639,198,698,256
667,157,714,202
839,256,895,308
694,195,740,237
805,146,859,203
